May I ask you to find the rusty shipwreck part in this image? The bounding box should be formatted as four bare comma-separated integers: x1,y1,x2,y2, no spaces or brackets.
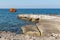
9,8,16,12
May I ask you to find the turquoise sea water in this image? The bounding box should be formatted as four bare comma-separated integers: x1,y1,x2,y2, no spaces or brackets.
0,9,60,34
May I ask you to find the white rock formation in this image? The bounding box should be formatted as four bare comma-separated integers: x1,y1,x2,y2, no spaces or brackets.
17,14,60,22
17,14,60,36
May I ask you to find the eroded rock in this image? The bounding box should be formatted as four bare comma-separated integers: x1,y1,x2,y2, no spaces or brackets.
21,25,41,36
21,19,60,36
17,14,60,36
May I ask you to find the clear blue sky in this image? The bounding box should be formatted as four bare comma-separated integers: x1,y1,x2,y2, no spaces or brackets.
0,0,60,8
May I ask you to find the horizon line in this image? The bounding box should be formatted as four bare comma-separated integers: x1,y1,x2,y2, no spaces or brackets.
0,8,60,9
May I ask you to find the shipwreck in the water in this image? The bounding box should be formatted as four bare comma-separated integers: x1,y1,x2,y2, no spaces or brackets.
9,8,16,12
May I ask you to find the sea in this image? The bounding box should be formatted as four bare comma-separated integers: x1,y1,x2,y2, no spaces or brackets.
0,9,60,34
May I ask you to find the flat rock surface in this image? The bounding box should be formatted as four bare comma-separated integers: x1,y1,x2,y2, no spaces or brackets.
36,19,60,36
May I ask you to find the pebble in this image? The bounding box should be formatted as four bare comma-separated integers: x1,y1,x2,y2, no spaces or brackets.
0,31,60,40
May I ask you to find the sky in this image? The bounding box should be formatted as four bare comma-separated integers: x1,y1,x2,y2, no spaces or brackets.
0,0,60,8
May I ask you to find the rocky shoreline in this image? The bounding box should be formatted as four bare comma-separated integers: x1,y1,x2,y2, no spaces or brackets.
16,14,60,40
0,31,60,40
17,14,60,36
0,14,60,40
